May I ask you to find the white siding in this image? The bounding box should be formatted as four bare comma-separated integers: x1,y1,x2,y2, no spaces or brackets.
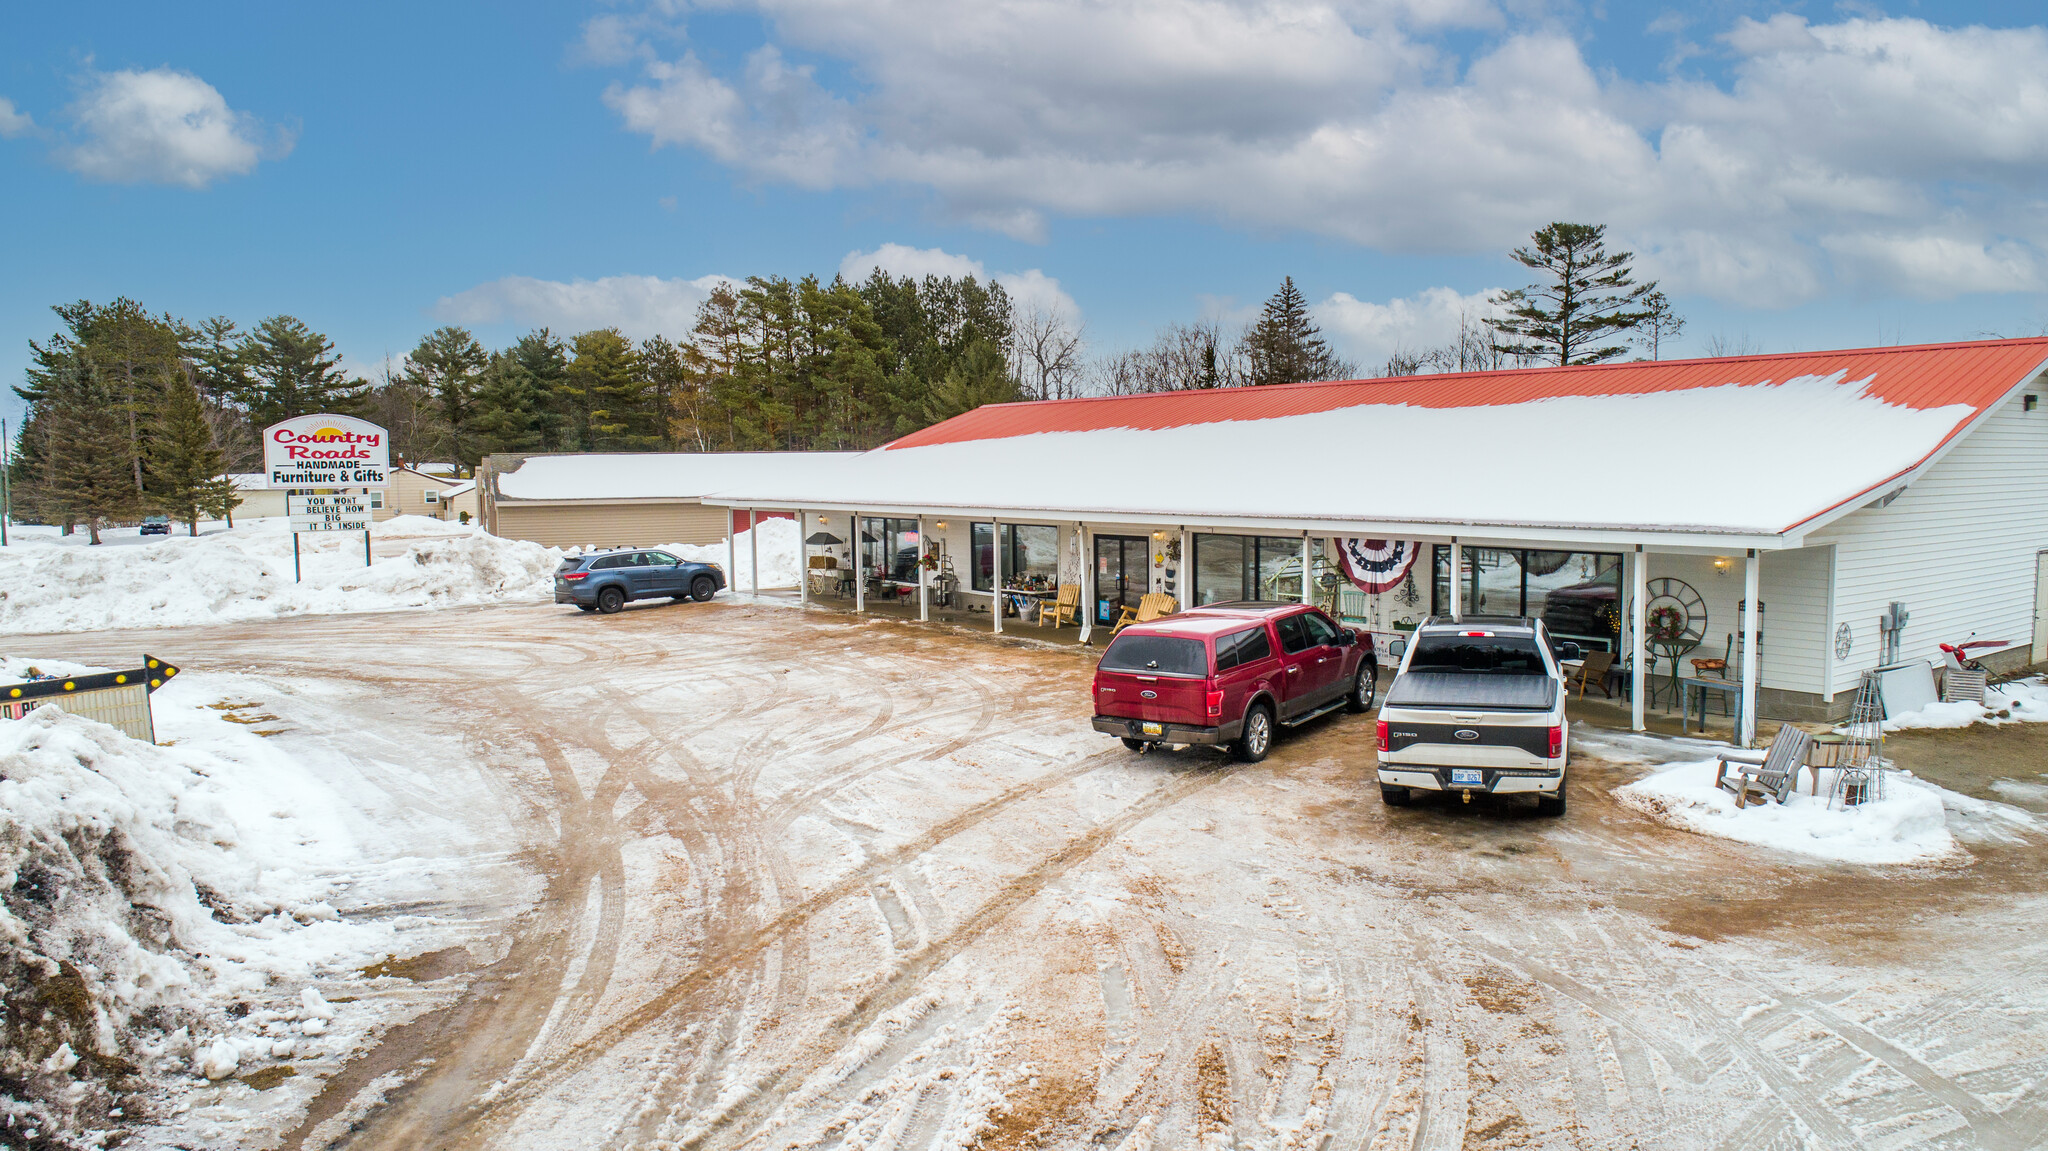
1811,386,2048,687
1637,547,1831,694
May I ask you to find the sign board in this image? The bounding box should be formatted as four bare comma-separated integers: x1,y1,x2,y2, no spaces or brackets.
289,494,373,532
263,413,390,489
2,656,181,744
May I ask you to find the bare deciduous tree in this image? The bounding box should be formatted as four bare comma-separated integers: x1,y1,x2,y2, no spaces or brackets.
1011,304,1087,401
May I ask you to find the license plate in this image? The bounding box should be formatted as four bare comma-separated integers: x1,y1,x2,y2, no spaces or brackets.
1140,722,1164,736
1450,768,1484,788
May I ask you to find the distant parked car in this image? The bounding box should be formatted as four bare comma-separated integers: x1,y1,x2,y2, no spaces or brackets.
1091,601,1377,763
554,549,726,614
139,515,171,536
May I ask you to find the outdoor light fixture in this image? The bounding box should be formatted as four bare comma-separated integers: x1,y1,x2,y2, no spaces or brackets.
936,520,948,529
1713,557,1732,575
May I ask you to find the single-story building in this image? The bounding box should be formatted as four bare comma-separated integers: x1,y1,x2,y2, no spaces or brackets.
478,451,852,550
202,468,477,524
688,338,2048,739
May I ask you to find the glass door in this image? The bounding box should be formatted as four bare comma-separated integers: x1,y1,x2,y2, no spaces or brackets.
1094,536,1148,624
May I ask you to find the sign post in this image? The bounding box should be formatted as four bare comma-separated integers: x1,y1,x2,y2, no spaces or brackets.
266,415,391,583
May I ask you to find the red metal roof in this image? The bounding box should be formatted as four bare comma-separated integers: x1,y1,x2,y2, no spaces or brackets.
886,338,2048,451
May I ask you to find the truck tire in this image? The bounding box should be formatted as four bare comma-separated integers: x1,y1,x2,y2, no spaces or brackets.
1380,785,1411,806
597,586,626,614
1234,703,1274,763
1346,664,1377,713
690,575,717,602
1536,782,1567,817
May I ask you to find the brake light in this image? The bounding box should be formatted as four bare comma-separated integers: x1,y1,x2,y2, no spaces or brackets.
1206,690,1224,717
562,572,588,581
1461,630,1493,637
1376,719,1390,752
1547,724,1565,758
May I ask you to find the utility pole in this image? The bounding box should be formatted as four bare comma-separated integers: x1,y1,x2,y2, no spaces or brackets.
1,417,11,547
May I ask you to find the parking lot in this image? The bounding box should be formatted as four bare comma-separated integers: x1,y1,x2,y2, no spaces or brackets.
50,599,2048,1150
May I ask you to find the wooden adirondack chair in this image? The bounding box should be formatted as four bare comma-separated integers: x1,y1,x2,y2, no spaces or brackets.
1570,650,1615,698
1037,584,1081,628
1111,593,1178,634
1713,725,1815,809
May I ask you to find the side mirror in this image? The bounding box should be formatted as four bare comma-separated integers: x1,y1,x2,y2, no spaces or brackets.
1553,641,1583,661
1389,638,1407,658
1337,630,1355,646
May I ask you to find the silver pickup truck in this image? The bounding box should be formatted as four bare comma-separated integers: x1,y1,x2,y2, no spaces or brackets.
1374,615,1576,815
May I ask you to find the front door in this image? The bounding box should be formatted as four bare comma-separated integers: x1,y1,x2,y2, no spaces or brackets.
2035,551,2048,665
1095,536,1149,624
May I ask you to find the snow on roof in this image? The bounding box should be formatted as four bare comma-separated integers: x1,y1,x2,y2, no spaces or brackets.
703,340,2048,539
442,479,477,497
493,452,858,502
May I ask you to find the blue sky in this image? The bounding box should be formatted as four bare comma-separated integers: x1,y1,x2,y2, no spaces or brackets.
5,1,2048,425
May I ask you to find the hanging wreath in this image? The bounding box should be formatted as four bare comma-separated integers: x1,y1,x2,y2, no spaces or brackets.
1641,577,1708,651
1337,538,1420,594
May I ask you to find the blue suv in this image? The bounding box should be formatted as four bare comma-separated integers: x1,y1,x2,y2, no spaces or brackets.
555,549,726,613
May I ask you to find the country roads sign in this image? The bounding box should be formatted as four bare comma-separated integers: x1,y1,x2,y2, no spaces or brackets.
264,413,391,488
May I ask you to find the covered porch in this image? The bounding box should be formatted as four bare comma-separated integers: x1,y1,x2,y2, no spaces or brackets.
718,500,1798,746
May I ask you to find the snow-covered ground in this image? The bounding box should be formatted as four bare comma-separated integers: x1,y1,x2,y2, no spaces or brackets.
0,515,803,634
0,654,533,1149
1612,758,1964,864
1883,675,2048,732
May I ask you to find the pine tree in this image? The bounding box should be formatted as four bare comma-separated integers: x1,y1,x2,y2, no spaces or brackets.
1485,223,1657,366
472,340,555,456
41,366,138,544
404,326,489,470
566,329,648,451
1242,277,1341,386
1636,290,1686,361
146,373,226,534
925,337,1019,423
199,475,243,527
241,316,365,428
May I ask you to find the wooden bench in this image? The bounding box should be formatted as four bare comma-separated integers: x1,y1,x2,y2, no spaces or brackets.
1713,725,1814,809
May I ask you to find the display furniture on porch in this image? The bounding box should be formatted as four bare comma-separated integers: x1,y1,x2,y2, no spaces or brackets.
1111,593,1178,634
1568,651,1615,697
1680,677,1744,735
1037,584,1081,628
1829,671,1888,809
1713,724,1814,809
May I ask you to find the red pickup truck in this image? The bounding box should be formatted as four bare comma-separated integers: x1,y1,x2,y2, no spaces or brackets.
1090,602,1377,762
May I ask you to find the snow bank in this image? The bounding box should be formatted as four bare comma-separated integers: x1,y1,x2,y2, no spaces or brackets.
0,696,404,1145
0,515,560,634
1883,676,2048,732
1613,758,1958,865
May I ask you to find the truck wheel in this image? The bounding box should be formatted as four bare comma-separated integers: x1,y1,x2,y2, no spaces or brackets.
597,586,626,614
1121,737,1149,752
1536,783,1568,817
690,575,717,602
1346,664,1377,713
1380,785,1411,806
1234,703,1274,763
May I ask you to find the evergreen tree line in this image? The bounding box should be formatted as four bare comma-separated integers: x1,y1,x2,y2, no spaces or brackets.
6,224,1683,541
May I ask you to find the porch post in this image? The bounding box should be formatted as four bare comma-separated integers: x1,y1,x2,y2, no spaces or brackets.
798,510,809,607
724,512,737,600
1631,544,1647,733
918,515,930,622
1180,528,1194,605
748,507,759,596
992,516,1004,634
1299,534,1312,604
854,510,865,613
1740,548,1760,746
1078,522,1095,645
1448,537,1463,620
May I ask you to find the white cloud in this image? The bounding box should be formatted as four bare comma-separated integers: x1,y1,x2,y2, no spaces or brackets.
0,97,33,138
839,243,1081,321
594,5,2048,302
433,274,737,341
1314,286,1504,369
59,68,280,188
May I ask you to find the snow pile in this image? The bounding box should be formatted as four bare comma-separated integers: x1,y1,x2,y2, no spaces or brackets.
0,515,560,633
0,701,404,1146
1613,758,1959,864
675,516,802,590
1883,676,2048,732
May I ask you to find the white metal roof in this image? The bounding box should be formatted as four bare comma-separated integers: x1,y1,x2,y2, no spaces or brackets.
492,452,858,502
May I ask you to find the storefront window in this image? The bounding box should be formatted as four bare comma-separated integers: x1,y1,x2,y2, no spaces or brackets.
972,523,1060,590
861,517,921,582
1194,534,1307,603
1431,546,1623,651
